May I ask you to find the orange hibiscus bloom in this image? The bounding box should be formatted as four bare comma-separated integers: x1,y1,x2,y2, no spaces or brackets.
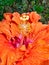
0,12,49,65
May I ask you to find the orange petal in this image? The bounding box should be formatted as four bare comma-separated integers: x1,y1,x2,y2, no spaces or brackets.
10,23,20,37
12,12,21,24
0,26,11,40
20,45,26,51
4,13,12,21
29,12,41,22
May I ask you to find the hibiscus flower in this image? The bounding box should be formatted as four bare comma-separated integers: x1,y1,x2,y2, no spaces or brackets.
0,12,49,65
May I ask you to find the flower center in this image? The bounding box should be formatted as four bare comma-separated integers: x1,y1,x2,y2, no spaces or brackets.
18,23,31,36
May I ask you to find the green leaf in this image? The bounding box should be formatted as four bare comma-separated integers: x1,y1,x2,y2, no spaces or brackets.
16,0,22,4
45,14,49,18
0,6,4,13
0,0,14,6
31,1,35,6
33,5,44,13
0,0,4,6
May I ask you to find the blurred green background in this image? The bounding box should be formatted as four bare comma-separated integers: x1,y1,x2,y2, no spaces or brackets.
0,0,49,23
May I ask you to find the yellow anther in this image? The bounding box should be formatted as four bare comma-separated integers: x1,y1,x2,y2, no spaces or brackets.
20,14,29,21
